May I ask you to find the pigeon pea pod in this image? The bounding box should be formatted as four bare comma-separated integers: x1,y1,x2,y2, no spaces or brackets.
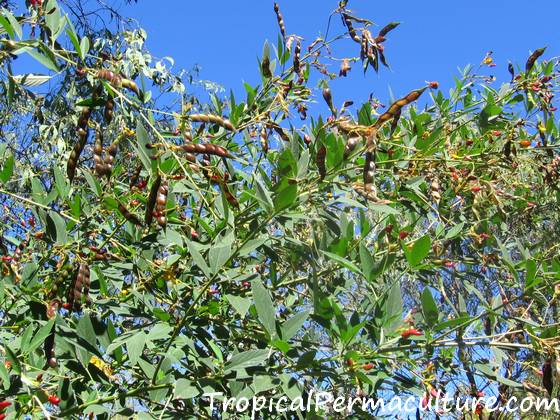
67,107,91,183
188,113,235,131
145,175,162,225
274,3,286,39
174,142,232,158
118,202,142,226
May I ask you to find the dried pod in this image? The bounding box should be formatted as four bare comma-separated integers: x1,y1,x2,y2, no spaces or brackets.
189,113,235,131
525,47,546,73
82,264,91,306
120,78,140,96
118,202,142,226
339,59,351,77
342,13,361,43
221,183,239,209
508,62,515,81
274,3,286,39
272,125,290,142
317,144,327,180
145,175,162,225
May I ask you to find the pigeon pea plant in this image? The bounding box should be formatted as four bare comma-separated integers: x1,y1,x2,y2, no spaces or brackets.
0,0,559,418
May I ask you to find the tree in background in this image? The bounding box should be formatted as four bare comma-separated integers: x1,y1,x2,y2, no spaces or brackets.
0,0,559,418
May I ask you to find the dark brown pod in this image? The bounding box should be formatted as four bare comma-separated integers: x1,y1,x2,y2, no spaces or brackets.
130,164,142,188
342,13,361,43
145,175,162,225
104,140,119,178
177,142,232,158
363,152,375,186
322,88,335,115
293,41,301,75
317,145,326,180
525,47,546,73
118,202,142,226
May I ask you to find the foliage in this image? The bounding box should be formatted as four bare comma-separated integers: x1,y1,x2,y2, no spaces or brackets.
0,0,559,418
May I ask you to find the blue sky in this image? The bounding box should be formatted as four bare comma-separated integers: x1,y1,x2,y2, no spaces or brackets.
123,0,558,107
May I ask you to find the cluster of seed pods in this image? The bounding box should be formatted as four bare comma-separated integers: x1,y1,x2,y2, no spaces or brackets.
155,184,169,227
96,69,139,96
188,113,235,131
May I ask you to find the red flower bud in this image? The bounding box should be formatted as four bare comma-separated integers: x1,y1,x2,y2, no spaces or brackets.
398,231,408,240
401,327,423,339
362,363,374,371
0,401,11,409
428,81,439,89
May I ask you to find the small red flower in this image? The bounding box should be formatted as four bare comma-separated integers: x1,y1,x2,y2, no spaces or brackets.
527,201,536,207
401,328,423,339
242,281,251,287
0,401,11,409
476,391,485,398
443,261,455,268
471,186,482,193
346,358,354,367
479,233,491,240
385,225,394,234
62,303,71,310
491,130,502,137
428,81,439,89
3,361,10,369
48,395,60,405
362,363,374,371
398,231,408,240
0,413,6,420
1,256,12,263
190,229,199,240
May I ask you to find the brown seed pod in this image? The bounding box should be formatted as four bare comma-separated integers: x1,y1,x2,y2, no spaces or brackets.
339,59,351,77
118,202,142,226
175,142,232,158
317,144,326,180
293,40,301,75
156,184,169,228
145,175,162,225
273,3,286,39
272,125,290,142
342,13,361,43
353,182,392,204
104,97,115,123
188,113,235,131
120,78,140,96
221,183,239,209
67,108,91,182
344,136,360,157
525,47,546,73
93,127,105,177
378,22,400,38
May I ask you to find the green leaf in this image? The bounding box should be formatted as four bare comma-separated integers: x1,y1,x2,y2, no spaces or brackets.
254,176,274,212
359,243,376,282
126,331,146,366
252,279,276,337
5,11,21,39
273,180,297,211
174,379,200,399
0,153,14,183
23,47,59,72
80,36,90,59
281,310,310,341
134,121,156,175
226,294,251,317
421,288,438,327
224,349,269,373
525,259,539,290
0,15,15,39
26,319,55,354
321,251,361,274
405,235,431,267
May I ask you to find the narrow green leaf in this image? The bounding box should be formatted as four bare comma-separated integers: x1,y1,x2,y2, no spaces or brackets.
252,279,276,337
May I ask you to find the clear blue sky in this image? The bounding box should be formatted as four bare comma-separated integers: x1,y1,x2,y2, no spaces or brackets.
123,0,558,107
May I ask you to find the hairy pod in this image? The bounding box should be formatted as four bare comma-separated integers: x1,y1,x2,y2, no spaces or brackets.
118,202,142,226
145,175,162,225
322,87,335,115
273,125,290,142
156,184,169,227
373,87,427,131
189,113,235,131
260,127,269,154
120,78,140,96
221,183,239,209
378,22,400,37
104,140,119,178
344,136,360,157
363,152,375,186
